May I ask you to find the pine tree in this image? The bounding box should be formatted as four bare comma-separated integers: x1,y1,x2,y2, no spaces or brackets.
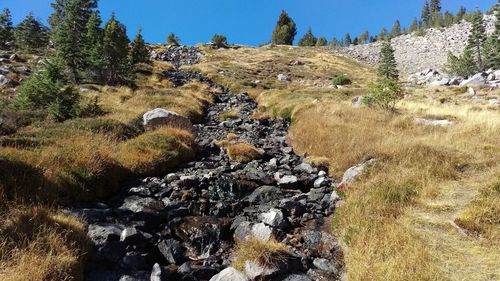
0,8,13,49
271,10,297,45
316,37,327,46
390,20,401,38
13,13,49,52
102,13,130,84
344,33,352,46
15,56,80,121
352,37,359,45
421,0,431,28
359,31,369,44
211,34,228,48
53,0,97,82
129,28,149,64
166,32,180,46
329,38,341,47
83,11,105,83
430,0,442,27
443,11,454,27
467,10,487,70
378,27,388,41
410,17,418,33
377,40,399,80
298,27,317,46
445,49,477,77
483,2,500,69
456,6,467,23
49,0,97,30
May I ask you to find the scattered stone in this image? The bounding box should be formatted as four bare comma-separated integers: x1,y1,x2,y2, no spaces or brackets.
88,223,123,246
150,263,162,281
158,239,185,265
414,118,453,127
339,158,376,188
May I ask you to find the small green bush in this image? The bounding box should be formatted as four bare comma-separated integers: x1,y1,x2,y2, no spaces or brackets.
211,34,228,49
332,74,352,86
363,78,404,111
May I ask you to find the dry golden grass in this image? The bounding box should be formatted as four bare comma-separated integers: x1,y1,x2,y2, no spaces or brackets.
256,87,500,281
194,46,499,280
232,238,288,272
219,111,240,121
189,45,374,98
118,127,196,176
226,142,263,163
0,206,89,281
455,177,500,244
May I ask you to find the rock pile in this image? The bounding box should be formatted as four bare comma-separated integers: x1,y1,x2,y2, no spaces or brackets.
407,68,500,88
337,15,496,74
150,46,203,67
72,70,345,281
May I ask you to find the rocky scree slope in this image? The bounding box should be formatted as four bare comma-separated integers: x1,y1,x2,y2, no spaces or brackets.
70,67,344,281
337,15,496,74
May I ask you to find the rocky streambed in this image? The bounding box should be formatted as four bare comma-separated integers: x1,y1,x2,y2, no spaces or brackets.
72,70,343,281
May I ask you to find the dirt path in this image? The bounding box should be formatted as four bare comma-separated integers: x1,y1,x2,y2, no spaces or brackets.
404,175,500,281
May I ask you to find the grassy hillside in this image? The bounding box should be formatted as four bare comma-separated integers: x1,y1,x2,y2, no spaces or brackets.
196,45,500,281
1,45,498,280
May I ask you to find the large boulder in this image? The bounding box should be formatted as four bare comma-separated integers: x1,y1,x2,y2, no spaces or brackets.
143,108,194,132
460,72,487,87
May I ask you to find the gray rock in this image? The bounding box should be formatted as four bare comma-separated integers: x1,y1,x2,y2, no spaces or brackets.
277,74,289,81
143,108,194,132
294,163,315,174
259,208,285,228
251,223,273,241
313,258,339,274
120,227,144,245
158,239,184,265
209,267,248,281
340,158,376,187
278,274,313,281
467,87,476,96
351,96,363,107
247,186,283,204
0,74,10,87
414,118,453,127
244,260,281,280
119,196,164,213
277,174,298,188
150,263,162,281
460,73,486,86
313,177,327,188
88,223,123,246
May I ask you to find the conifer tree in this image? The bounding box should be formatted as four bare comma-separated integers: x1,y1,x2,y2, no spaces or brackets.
410,17,418,33
15,56,80,121
0,8,13,49
211,34,228,48
14,13,49,52
483,2,500,69
329,38,341,47
421,0,431,28
377,40,399,80
467,10,487,70
430,0,442,27
102,13,130,84
166,32,180,46
83,11,105,83
445,49,477,77
378,27,388,41
352,37,359,45
316,37,327,46
456,6,467,22
271,10,297,45
49,0,97,30
298,27,317,46
344,33,352,46
359,31,369,44
53,0,97,82
130,28,149,64
443,11,454,27
390,20,401,38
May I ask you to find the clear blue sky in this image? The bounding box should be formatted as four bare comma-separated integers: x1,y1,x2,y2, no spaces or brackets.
1,0,496,45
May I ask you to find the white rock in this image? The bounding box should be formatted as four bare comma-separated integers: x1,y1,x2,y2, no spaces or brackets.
259,208,285,228
143,108,194,132
251,223,273,241
277,74,289,81
0,74,9,86
414,118,453,127
467,87,476,96
209,267,248,281
340,158,376,186
150,263,162,281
